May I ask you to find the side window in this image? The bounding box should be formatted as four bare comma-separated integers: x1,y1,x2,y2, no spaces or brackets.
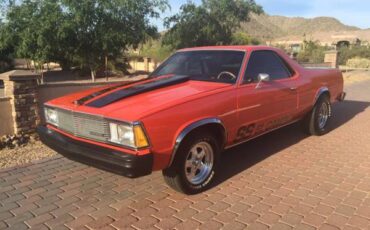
186,60,203,75
244,51,292,83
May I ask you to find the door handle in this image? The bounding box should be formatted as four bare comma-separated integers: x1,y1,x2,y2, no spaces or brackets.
290,87,297,91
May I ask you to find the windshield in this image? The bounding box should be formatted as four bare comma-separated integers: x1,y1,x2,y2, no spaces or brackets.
150,50,245,84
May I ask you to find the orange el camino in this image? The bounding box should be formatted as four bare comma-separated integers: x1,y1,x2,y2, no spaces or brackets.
38,46,345,194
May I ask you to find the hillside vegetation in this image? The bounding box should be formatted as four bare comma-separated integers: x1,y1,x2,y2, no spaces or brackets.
241,13,360,40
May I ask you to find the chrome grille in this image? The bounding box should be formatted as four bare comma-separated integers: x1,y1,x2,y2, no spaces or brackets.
56,109,110,142
58,109,74,134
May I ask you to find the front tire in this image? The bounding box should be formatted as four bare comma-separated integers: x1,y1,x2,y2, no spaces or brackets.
162,132,220,194
304,95,332,136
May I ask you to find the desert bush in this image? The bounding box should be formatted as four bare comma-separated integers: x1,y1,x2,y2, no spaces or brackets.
346,57,370,68
297,40,328,63
338,46,370,65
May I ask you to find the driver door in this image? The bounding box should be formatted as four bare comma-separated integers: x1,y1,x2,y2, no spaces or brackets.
234,50,298,143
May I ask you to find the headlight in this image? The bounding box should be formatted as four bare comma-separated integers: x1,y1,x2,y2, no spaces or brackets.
109,122,149,149
45,107,58,126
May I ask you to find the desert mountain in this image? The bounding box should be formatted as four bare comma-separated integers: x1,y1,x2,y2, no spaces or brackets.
241,13,361,40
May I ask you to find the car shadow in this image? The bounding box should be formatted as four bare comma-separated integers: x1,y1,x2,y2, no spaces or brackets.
212,100,370,187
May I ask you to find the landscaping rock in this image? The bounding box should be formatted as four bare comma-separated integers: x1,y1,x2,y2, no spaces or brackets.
0,133,34,150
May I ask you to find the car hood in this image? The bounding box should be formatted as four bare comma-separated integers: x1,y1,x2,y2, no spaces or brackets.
47,76,231,121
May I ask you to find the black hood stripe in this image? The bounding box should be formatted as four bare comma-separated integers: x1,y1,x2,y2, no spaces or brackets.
74,78,150,106
85,75,190,108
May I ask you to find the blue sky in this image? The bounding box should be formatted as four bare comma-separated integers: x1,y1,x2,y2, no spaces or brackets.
155,0,370,30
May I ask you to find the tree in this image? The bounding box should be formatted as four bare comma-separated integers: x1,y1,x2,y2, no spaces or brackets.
163,0,263,49
60,0,168,81
0,20,15,72
0,0,168,80
231,32,260,45
0,0,74,81
139,37,174,62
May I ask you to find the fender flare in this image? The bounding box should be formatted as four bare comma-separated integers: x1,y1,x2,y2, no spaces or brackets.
314,87,330,105
168,118,227,167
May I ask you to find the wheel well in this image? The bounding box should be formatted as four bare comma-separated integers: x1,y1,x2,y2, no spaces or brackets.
321,91,330,99
315,90,331,105
185,123,226,149
169,122,227,167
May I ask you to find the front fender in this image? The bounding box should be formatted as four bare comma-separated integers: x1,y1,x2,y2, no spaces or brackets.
168,118,226,167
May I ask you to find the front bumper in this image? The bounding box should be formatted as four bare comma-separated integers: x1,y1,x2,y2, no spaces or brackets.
37,126,153,178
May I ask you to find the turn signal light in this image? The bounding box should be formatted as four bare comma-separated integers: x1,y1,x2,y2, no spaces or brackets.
134,125,149,148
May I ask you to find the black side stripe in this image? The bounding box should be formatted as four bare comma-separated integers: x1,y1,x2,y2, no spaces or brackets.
86,75,190,108
73,78,150,106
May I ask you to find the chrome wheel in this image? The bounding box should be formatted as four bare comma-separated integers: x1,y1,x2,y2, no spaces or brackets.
184,142,214,185
318,102,330,129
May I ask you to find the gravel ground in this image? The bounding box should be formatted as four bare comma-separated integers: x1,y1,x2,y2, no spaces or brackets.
0,141,56,169
0,70,368,170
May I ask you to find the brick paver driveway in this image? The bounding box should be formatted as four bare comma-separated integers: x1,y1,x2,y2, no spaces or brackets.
1,81,370,230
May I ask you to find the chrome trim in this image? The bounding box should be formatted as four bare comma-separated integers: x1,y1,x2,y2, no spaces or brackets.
169,118,227,167
314,87,329,104
318,102,330,129
225,119,300,150
54,108,110,145
43,105,151,151
44,106,59,127
45,103,107,118
220,104,261,117
239,104,261,112
185,141,214,185
44,104,140,126
106,120,152,150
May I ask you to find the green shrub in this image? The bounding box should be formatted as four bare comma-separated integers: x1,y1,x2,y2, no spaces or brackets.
296,40,328,63
231,32,260,45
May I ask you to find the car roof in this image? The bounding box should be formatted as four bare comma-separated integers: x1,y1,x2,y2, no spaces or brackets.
178,45,277,52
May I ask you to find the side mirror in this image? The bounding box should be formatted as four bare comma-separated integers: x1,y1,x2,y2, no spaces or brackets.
256,73,270,89
258,73,270,82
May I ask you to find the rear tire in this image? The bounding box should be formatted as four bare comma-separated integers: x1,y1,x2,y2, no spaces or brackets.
162,132,220,194
303,95,332,136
